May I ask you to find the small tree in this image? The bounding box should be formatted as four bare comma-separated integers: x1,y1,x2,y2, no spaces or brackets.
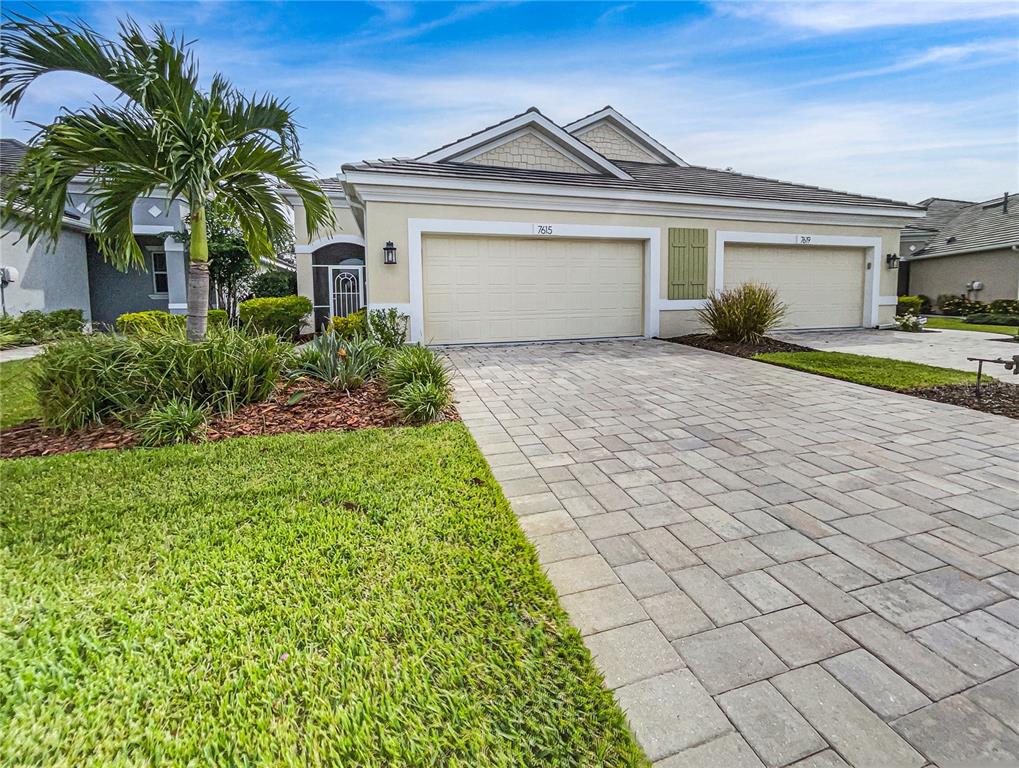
0,14,333,341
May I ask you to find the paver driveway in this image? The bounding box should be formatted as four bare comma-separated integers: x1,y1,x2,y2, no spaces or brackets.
446,339,1019,768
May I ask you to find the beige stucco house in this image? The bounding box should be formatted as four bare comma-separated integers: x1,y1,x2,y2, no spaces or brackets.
900,195,1019,304
292,107,923,344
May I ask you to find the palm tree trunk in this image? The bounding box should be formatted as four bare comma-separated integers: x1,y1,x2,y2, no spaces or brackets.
186,202,210,342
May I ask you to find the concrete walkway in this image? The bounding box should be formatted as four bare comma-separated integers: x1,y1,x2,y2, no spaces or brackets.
0,344,44,363
775,328,1018,381
448,340,1019,768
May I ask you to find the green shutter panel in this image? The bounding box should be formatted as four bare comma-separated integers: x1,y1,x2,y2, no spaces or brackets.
667,228,708,300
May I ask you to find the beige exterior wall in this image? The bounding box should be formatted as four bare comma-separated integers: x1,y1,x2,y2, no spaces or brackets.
359,198,902,335
574,122,661,163
469,133,590,173
294,201,363,333
907,248,1019,303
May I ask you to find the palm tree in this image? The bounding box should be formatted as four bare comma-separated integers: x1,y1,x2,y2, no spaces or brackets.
0,13,333,340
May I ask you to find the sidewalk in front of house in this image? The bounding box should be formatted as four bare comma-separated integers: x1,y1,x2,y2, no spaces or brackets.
775,328,1017,381
449,339,1019,768
0,344,44,363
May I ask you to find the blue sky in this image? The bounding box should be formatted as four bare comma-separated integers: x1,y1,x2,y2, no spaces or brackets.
3,1,1017,203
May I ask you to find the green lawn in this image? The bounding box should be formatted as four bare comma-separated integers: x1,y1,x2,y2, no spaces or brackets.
923,316,1019,336
1,425,645,767
754,351,977,390
0,358,39,428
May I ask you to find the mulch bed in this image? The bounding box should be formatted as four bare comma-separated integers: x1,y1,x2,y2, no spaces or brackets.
902,382,1019,420
0,378,459,460
664,333,814,358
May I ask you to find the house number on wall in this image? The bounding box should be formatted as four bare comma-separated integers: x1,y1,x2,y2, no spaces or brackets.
797,235,813,244
533,224,554,235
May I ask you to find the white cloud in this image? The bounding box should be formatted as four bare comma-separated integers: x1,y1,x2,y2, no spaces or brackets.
718,1,1019,33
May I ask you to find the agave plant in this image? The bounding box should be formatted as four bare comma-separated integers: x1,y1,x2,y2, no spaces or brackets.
0,13,334,341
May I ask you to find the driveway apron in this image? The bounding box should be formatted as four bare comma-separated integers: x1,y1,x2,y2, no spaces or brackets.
447,339,1019,768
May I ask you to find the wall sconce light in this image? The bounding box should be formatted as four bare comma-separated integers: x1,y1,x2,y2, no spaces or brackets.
382,241,397,265
885,253,900,269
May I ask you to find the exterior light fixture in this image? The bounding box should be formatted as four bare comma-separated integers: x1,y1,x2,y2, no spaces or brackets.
382,241,397,265
885,253,900,269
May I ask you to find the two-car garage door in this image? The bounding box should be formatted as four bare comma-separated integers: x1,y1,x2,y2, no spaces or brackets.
724,244,867,329
423,235,643,344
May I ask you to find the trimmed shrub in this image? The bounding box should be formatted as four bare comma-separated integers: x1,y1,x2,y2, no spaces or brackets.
896,296,923,316
939,296,985,316
116,309,228,337
33,329,289,431
135,399,207,447
935,294,958,313
917,294,932,314
239,296,311,339
0,308,83,346
963,313,1019,327
291,332,388,391
383,345,451,396
989,299,1019,315
367,308,409,348
698,283,788,344
390,379,451,424
329,309,367,340
894,313,926,332
250,268,297,298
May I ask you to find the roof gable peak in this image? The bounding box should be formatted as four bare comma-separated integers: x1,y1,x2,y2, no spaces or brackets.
416,109,632,180
565,107,687,167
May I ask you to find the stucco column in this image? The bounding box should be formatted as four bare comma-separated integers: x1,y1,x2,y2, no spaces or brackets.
295,247,314,334
164,237,188,315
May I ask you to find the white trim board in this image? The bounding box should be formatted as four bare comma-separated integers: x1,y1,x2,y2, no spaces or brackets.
714,231,884,328
407,218,660,344
295,233,366,254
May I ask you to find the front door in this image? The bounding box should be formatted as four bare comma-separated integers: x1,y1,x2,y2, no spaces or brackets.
330,265,365,318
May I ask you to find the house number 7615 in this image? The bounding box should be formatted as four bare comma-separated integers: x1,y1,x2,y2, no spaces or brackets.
534,224,554,235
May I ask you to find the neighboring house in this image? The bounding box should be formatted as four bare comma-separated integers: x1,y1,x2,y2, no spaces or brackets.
1,137,189,325
292,106,922,343
898,194,1019,303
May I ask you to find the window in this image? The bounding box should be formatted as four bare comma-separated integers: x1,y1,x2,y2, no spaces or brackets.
151,252,169,295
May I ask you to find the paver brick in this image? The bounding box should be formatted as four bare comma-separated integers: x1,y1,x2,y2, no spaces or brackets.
585,620,684,689
871,539,945,573
670,565,759,625
907,565,1006,611
631,527,701,571
559,584,648,636
906,533,1003,578
641,590,714,640
594,534,647,566
965,669,1019,733
821,649,930,720
772,665,924,768
655,732,763,768
717,681,826,768
697,539,775,577
676,623,787,694
629,501,691,528
831,514,906,544
892,695,1019,766
747,605,857,667
803,553,878,591
819,534,913,581
853,580,956,631
787,750,849,768
615,560,675,598
752,530,826,562
667,520,723,548
614,669,731,761
728,570,801,613
911,621,1014,682
577,510,642,540
543,554,618,596
949,610,1019,664
839,613,972,700
767,561,867,622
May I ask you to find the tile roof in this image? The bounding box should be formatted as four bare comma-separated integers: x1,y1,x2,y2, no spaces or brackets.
906,195,1019,260
904,197,974,234
343,157,914,210
0,138,28,177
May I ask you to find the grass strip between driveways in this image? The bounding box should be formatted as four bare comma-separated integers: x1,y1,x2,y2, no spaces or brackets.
0,358,39,429
753,350,977,390
1,424,646,767
922,316,1019,336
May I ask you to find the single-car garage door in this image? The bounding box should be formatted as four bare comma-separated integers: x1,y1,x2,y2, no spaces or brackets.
724,244,866,329
423,235,643,344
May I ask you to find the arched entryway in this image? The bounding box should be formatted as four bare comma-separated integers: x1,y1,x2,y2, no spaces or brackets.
311,241,366,331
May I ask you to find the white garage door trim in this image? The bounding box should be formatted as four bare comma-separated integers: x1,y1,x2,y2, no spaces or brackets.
408,219,660,343
715,231,883,327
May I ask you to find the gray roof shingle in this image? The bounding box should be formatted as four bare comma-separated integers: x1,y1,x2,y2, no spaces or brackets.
906,195,1019,260
342,157,914,210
